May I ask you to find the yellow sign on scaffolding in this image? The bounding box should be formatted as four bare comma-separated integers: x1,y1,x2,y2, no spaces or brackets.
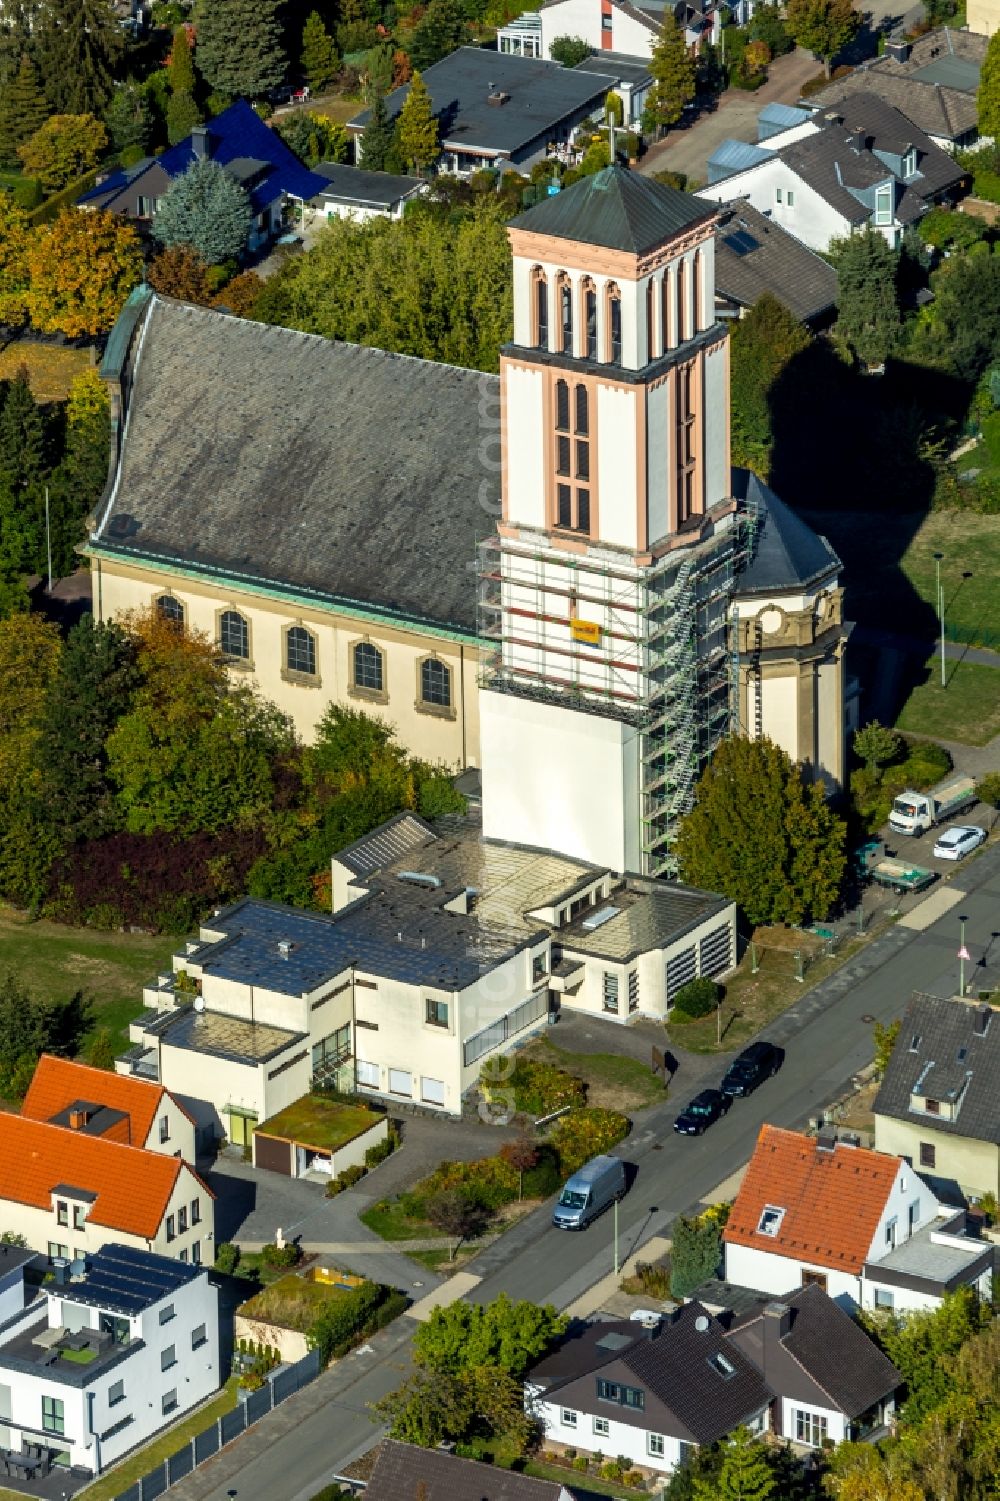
570,618,601,646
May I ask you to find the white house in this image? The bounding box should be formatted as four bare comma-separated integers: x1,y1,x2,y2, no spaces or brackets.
21,1055,198,1162
533,0,744,59
0,1244,219,1479
308,164,427,223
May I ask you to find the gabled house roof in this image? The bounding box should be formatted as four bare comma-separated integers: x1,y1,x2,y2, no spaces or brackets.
875,994,1000,1145
511,165,714,254
712,200,838,324
723,1125,902,1273
79,99,327,215
725,1285,901,1418
21,1055,191,1147
528,1303,771,1445
0,1115,200,1240
366,1441,570,1500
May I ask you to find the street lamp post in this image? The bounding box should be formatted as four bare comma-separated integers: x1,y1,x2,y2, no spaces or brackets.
933,551,945,688
958,914,970,998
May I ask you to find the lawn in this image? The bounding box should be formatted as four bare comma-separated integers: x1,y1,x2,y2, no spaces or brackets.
235,1250,305,1287
238,1272,346,1333
0,904,174,1055
520,1034,665,1112
0,339,96,402
895,659,1000,747
669,929,866,1055
77,1379,238,1501
255,1094,381,1151
359,1199,441,1242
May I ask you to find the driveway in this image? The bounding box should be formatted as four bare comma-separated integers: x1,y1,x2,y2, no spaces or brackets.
640,47,825,184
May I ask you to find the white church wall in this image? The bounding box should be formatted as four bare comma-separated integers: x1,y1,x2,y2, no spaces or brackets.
504,364,547,529
645,379,670,546
760,673,799,762
597,385,639,550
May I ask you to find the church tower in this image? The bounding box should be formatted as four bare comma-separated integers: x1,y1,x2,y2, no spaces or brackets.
478,168,846,875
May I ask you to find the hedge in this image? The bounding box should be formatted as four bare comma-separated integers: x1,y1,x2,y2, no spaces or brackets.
27,167,102,226
671,976,720,1021
308,1280,407,1364
550,1108,630,1177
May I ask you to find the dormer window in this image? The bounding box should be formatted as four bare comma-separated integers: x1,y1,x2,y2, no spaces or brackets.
758,1205,785,1237
874,183,893,226
903,147,917,178
924,1097,940,1115
708,1352,736,1379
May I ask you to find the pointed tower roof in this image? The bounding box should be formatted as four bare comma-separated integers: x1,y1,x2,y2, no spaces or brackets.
733,470,841,594
509,165,715,255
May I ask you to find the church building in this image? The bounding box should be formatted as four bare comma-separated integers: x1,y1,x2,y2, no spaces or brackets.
87,167,848,877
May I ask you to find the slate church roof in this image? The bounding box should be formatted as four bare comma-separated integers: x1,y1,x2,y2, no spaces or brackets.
511,164,714,254
732,471,841,594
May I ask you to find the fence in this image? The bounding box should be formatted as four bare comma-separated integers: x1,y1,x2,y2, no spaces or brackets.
112,1349,321,1501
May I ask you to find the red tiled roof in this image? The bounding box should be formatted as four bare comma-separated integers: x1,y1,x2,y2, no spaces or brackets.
21,1055,185,1145
0,1114,183,1239
723,1125,901,1273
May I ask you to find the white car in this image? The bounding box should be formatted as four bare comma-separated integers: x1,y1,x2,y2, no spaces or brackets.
932,825,986,861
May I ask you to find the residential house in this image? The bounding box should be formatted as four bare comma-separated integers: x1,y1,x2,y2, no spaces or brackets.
874,993,1000,1202
527,0,754,59
805,29,986,153
722,1124,943,1310
365,1441,575,1500
347,49,618,175
525,1303,773,1478
574,53,652,126
20,1056,197,1162
119,812,735,1130
711,200,838,325
307,164,427,223
0,1115,213,1266
697,92,967,252
78,100,327,251
0,1243,219,1478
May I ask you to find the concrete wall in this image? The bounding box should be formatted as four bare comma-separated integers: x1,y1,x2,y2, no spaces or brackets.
234,1315,309,1365
93,557,480,767
874,1114,1000,1200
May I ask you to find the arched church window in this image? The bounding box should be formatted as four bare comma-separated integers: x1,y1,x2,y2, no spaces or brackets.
606,283,622,364
558,274,573,354
532,267,548,349
583,279,598,360
553,377,591,537
677,257,689,344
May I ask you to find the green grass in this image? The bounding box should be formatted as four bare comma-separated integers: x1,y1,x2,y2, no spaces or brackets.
0,904,174,1056
236,1250,303,1287
77,1379,238,1501
60,1345,98,1364
255,1094,380,1151
523,1035,666,1111
238,1272,346,1333
406,1247,458,1271
896,659,1000,747
359,1200,440,1241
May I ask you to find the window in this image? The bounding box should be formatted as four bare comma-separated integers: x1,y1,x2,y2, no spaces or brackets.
675,362,697,524
312,1023,351,1079
776,188,783,204
593,1416,610,1437
388,1067,412,1097
786,189,795,207
561,1409,577,1428
159,1304,175,1326
648,1433,665,1458
353,641,384,695
607,282,622,363
583,280,597,359
179,1249,188,1263
73,1205,86,1230
425,998,449,1028
192,1241,201,1265
420,657,452,709
47,1242,69,1262
101,1314,130,1346
56,1202,68,1227
159,1115,170,1144
602,11,612,26
192,1324,208,1350
553,381,591,534
162,1390,178,1416
885,1217,897,1248
903,147,917,177
421,1076,445,1106
559,274,573,353
161,1344,176,1371
678,1441,695,1466
109,1381,125,1407
597,1379,621,1402
708,1352,735,1380
285,625,316,677
219,610,249,661
875,183,893,225
156,595,184,628
533,267,548,348
757,1205,785,1237
925,1097,940,1115
628,970,639,1014
875,1288,894,1310
794,1410,828,1448
191,1199,201,1226
603,973,619,1014
622,1386,644,1409
532,952,548,983
908,1198,920,1231
919,1142,936,1168
42,1397,65,1437
801,1270,828,1291
177,1206,187,1234
356,1059,380,1089
165,1214,176,1243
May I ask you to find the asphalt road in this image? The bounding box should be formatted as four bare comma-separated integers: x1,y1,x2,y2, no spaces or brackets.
175,842,1000,1501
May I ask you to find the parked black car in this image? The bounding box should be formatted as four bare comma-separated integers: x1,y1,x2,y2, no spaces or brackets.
673,1088,732,1136
720,1041,783,1098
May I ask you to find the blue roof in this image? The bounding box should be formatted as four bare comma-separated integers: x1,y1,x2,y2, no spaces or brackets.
757,101,813,136
706,139,772,185
79,100,327,215
64,1244,202,1316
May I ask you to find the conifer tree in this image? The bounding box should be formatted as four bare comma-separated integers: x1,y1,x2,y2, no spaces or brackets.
104,82,154,154
397,70,438,174
167,90,202,146
831,228,901,367
409,0,465,71
0,54,48,169
980,28,1000,139
152,158,252,263
644,14,695,134
197,0,287,100
301,11,339,93
360,89,394,171
168,25,196,96
699,1427,776,1501
34,0,123,115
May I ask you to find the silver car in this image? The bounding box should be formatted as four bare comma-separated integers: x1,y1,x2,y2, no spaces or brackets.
932,825,986,861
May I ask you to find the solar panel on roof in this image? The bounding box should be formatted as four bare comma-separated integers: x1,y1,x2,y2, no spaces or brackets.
722,229,760,257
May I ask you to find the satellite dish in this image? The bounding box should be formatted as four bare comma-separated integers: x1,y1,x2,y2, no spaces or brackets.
695,1316,710,1333
193,996,205,1013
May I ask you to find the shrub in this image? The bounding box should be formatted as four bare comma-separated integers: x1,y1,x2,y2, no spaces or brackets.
326,1176,346,1197
339,1163,366,1187
484,1056,584,1116
572,1455,589,1471
731,69,766,89
261,1241,300,1268
550,1109,630,1177
521,1144,562,1198
670,976,720,1021
214,1242,240,1275
365,1132,397,1168
670,1211,723,1299
405,1155,519,1217
308,1279,397,1364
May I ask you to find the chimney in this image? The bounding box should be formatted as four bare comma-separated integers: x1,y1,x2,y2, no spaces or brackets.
974,1004,991,1037
763,1300,792,1340
277,940,293,958
816,1127,837,1153
68,1108,88,1130
886,37,911,63
191,124,210,161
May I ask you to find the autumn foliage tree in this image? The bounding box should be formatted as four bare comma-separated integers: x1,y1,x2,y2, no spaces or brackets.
25,208,143,337
147,244,213,303
785,0,860,75
0,195,29,327
18,112,108,190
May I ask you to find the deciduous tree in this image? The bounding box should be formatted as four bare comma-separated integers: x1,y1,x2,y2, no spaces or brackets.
18,112,108,190
854,720,901,776
424,1188,486,1259
409,0,466,71
413,1294,566,1376
675,736,847,925
214,269,264,317
0,54,48,168
785,0,860,76
301,10,339,92
396,70,439,173
645,14,695,133
872,1018,900,1079
25,208,143,337
979,28,1000,139
831,228,901,367
147,243,213,303
34,0,123,114
152,158,252,264
196,0,288,100
499,1136,538,1200
669,1211,723,1298
0,194,30,327
548,34,591,66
